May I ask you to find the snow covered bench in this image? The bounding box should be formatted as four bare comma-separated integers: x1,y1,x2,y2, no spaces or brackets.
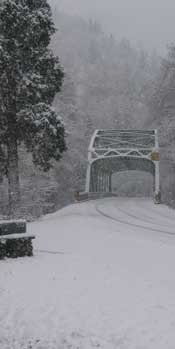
0,220,35,259
0,219,26,236
0,234,35,259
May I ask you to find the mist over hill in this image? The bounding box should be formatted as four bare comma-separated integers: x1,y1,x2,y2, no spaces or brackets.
50,0,175,52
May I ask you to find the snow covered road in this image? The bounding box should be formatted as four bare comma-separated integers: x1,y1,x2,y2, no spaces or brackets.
1,198,175,348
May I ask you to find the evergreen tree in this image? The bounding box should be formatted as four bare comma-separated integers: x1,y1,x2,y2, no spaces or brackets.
0,0,66,213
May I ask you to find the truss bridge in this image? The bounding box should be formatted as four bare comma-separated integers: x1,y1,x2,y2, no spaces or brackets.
85,130,160,203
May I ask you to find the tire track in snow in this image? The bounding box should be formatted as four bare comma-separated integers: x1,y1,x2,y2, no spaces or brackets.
34,249,68,255
138,200,175,222
109,203,175,229
95,202,175,236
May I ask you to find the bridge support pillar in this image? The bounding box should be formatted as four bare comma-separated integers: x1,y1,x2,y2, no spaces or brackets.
106,173,109,192
106,174,108,193
95,171,98,192
96,174,98,192
154,161,161,204
104,172,106,192
105,173,108,193
99,172,102,192
102,172,104,192
85,162,91,192
102,173,104,192
109,173,112,193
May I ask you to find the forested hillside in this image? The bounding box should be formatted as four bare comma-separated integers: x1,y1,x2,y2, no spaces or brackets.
149,45,175,206
52,12,161,206
1,9,174,218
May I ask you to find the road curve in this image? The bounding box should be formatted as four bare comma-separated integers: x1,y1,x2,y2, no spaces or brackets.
95,197,175,237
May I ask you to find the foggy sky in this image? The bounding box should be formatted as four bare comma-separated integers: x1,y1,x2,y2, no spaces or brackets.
51,0,175,52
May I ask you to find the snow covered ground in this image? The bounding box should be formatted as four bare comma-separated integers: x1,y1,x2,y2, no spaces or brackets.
1,197,175,348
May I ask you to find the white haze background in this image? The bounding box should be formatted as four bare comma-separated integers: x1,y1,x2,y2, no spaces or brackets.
50,0,175,52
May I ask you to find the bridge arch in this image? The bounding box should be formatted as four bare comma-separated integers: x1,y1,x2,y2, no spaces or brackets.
85,130,160,202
